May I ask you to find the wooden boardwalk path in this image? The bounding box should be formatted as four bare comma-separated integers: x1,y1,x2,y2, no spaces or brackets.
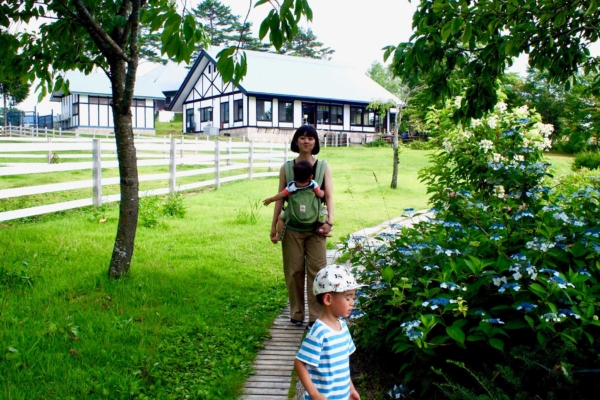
241,212,432,399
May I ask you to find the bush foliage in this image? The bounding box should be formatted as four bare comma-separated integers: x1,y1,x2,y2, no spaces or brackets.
349,99,600,398
573,151,600,171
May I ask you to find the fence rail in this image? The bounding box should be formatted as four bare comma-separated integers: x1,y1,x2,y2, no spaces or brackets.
0,136,288,222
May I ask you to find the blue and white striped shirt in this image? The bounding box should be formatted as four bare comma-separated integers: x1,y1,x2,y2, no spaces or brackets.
296,319,356,400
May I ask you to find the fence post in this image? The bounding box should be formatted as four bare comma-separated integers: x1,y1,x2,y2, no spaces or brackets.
92,139,102,208
169,138,176,195
248,141,254,181
268,141,273,172
227,138,232,166
195,136,198,155
47,137,52,164
180,136,184,159
214,139,221,189
44,127,48,137
59,127,62,138
8,124,11,137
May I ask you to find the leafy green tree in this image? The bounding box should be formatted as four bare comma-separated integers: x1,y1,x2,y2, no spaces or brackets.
4,0,312,278
193,0,238,46
0,79,31,127
386,0,600,119
276,27,334,59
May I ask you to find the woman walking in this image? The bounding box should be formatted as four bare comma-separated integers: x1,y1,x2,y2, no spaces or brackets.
270,125,334,328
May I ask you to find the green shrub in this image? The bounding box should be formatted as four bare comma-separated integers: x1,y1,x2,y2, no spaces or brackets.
572,151,600,171
348,101,600,398
365,139,390,148
163,192,187,218
407,140,438,150
139,195,162,228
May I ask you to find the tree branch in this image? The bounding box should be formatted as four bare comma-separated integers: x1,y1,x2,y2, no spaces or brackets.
70,0,132,63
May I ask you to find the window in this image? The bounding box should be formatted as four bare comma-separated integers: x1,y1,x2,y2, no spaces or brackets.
72,103,79,116
89,96,99,105
234,99,243,122
330,105,343,124
99,97,110,105
278,101,293,122
317,105,330,124
364,109,376,126
350,107,364,125
257,99,272,121
200,107,213,122
220,102,229,123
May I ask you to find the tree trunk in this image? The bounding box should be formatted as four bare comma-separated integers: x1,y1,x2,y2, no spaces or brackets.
391,109,402,189
107,58,139,279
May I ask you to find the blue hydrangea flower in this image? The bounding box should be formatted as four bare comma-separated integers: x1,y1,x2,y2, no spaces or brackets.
457,190,472,198
542,312,561,322
539,268,559,276
483,318,505,324
516,302,538,312
513,210,535,220
490,233,502,241
490,223,506,230
558,308,581,319
549,276,575,289
349,309,365,319
473,310,486,316
585,229,600,238
498,283,520,293
554,234,566,242
403,208,416,217
511,253,527,261
440,282,466,291
542,205,560,212
423,264,439,271
578,269,592,277
422,298,457,310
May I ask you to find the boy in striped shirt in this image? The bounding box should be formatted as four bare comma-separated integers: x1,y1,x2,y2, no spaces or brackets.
295,265,362,400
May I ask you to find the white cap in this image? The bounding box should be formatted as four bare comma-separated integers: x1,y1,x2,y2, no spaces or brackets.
313,264,363,295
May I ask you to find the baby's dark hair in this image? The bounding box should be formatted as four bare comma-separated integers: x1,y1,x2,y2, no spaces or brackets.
293,160,314,183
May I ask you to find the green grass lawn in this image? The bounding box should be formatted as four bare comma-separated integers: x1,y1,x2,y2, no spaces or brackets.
154,113,183,137
0,146,575,398
0,146,435,399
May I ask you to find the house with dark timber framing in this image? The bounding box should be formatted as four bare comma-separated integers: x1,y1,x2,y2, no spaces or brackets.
168,48,401,143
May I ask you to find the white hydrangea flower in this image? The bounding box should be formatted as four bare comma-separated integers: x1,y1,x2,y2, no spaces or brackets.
471,118,483,128
492,153,505,163
494,185,505,198
461,131,473,140
515,105,529,119
494,101,507,113
454,96,463,108
487,115,498,129
534,122,554,137
513,155,524,162
442,138,454,153
479,139,494,153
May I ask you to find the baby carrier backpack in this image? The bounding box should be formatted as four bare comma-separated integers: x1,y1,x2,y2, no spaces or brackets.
282,159,327,232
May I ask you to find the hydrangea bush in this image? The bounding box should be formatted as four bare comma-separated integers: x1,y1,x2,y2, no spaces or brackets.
349,100,600,397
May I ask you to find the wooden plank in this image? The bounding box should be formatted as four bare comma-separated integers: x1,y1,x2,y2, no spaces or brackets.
245,381,290,389
246,375,291,383
241,396,287,400
244,387,289,395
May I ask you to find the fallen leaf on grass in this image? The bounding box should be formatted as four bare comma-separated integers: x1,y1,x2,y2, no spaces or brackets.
99,218,107,223
69,349,79,356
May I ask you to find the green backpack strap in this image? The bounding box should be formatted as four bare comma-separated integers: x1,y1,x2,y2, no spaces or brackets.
314,160,327,187
284,159,327,186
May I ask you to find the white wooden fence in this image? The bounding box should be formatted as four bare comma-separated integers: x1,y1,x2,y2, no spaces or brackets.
0,135,288,222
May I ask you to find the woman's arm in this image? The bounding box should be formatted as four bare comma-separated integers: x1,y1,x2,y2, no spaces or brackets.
317,164,334,236
270,166,288,243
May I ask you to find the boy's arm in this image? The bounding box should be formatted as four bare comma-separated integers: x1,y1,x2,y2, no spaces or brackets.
294,359,326,400
350,378,360,400
263,188,289,206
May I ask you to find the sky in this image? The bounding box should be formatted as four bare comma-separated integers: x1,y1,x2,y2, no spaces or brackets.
16,0,594,115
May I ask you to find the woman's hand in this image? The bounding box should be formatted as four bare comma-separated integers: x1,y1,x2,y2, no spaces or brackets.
316,223,332,237
270,227,279,244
